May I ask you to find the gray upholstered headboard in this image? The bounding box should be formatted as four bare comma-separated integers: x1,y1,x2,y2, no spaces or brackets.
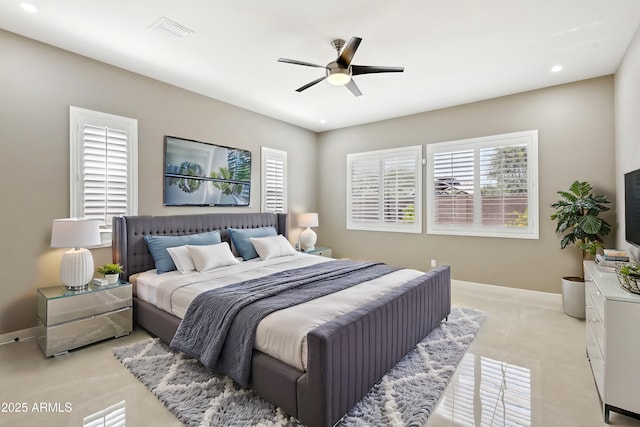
112,213,288,280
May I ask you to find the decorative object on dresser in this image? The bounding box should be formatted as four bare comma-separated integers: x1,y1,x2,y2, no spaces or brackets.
96,263,124,284
114,307,484,427
550,181,612,319
36,281,132,357
298,212,319,251
595,249,630,272
50,218,102,290
616,263,640,294
583,261,640,423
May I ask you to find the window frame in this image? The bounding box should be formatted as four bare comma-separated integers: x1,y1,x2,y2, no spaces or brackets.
347,145,422,234
426,130,538,239
69,106,138,246
261,146,288,213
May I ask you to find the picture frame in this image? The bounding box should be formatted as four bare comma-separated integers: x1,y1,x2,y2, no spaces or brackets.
163,136,251,207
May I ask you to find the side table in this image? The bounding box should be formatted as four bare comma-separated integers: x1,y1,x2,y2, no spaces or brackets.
36,280,132,357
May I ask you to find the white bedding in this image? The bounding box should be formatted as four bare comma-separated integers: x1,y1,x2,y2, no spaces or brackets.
135,253,424,371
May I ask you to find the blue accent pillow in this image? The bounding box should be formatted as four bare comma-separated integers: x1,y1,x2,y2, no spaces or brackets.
228,227,277,260
144,230,222,274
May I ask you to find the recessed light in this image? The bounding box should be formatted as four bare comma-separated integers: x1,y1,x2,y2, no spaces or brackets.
320,119,326,124
551,65,563,73
20,3,38,13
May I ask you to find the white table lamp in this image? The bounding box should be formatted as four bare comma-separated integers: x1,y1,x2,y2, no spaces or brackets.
298,213,319,251
51,219,101,290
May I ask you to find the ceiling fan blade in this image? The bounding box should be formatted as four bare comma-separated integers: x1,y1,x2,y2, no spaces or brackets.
278,58,327,69
351,65,405,75
345,79,362,97
296,76,327,92
337,37,362,67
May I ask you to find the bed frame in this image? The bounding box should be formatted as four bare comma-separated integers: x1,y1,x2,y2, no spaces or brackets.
113,212,451,427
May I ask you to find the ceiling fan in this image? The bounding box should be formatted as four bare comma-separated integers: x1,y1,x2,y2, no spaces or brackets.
278,37,404,97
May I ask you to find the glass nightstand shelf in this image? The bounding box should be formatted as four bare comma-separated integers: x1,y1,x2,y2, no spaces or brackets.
36,280,133,357
304,247,332,257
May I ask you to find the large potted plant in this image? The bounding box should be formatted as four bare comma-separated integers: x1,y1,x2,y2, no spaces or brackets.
550,181,611,318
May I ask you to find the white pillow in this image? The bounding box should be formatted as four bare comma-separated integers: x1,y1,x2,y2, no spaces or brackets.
186,242,240,272
250,235,297,260
166,245,196,273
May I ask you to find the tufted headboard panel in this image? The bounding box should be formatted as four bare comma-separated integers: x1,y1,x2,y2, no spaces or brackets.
112,213,288,280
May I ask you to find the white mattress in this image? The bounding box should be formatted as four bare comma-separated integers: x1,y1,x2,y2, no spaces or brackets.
135,253,424,371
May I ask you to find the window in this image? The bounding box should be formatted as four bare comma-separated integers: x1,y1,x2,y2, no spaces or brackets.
347,145,422,233
426,130,538,239
70,107,138,245
261,147,287,213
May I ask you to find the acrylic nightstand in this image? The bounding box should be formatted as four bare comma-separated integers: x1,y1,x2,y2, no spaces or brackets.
36,280,132,357
305,247,332,257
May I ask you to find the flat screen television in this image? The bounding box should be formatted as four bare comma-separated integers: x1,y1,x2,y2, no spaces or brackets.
625,167,640,247
163,136,251,207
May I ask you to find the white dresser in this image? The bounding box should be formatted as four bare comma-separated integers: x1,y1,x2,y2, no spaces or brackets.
584,261,640,422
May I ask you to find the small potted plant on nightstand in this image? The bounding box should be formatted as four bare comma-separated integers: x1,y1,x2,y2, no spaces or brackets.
550,181,612,318
97,263,124,284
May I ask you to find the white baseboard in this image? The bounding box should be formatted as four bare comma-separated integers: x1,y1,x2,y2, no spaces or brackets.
0,326,39,346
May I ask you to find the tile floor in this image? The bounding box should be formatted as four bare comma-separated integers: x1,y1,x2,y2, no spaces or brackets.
0,280,638,427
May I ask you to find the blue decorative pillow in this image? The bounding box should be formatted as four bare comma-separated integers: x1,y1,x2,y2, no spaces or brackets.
144,230,222,274
228,227,277,260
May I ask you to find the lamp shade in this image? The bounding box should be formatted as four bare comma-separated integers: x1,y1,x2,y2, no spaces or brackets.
51,219,101,289
298,213,319,228
51,218,101,249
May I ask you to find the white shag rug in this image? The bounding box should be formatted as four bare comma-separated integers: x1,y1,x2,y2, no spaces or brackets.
113,306,485,426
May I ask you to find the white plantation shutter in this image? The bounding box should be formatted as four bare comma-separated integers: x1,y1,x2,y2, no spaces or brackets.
427,130,538,239
432,149,475,226
261,147,287,213
70,107,138,245
347,146,422,233
82,125,128,222
350,156,380,223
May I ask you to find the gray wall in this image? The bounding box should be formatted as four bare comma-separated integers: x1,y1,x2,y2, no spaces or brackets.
0,27,624,334
0,30,317,335
317,76,616,293
615,25,640,261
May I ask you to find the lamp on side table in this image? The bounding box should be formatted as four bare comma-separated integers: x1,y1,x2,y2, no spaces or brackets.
50,218,101,290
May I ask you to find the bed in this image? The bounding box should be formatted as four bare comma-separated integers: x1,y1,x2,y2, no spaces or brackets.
113,212,451,427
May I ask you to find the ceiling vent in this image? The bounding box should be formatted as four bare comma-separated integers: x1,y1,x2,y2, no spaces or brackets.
150,17,194,40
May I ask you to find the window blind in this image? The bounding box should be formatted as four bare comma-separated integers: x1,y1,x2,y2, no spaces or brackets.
427,130,538,239
70,107,138,246
81,125,129,225
261,147,287,213
347,146,422,233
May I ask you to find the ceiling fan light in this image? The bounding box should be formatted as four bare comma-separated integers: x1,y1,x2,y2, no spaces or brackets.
327,72,351,86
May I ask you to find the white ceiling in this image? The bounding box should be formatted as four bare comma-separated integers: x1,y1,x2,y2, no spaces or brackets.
2,1,640,132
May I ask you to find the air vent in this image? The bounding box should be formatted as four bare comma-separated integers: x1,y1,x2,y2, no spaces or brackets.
150,17,194,40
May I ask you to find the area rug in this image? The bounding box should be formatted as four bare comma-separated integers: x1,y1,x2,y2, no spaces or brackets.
113,306,485,426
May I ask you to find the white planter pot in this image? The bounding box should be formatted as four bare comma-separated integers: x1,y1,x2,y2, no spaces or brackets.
105,273,120,285
562,276,585,319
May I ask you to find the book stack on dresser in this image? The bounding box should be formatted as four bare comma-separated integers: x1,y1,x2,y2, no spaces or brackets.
595,249,630,272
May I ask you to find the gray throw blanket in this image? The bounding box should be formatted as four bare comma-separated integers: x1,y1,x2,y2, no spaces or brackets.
170,259,398,387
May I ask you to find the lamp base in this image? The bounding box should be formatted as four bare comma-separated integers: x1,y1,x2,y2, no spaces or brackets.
300,227,317,251
65,284,89,291
60,248,94,290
